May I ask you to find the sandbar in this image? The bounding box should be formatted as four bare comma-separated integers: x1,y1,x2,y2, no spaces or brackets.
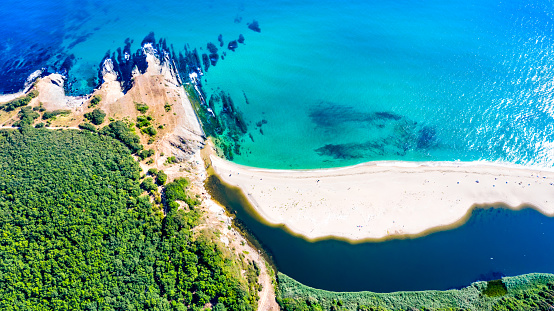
210,155,554,241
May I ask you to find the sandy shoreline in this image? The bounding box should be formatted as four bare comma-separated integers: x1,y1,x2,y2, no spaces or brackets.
210,155,554,241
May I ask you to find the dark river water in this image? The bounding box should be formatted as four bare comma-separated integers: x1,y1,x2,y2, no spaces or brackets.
206,174,554,292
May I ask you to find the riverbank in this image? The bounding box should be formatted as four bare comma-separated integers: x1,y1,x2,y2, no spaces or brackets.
210,155,554,241
277,272,554,310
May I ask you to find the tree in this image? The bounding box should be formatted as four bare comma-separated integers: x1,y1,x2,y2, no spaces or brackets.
141,177,157,192
99,121,142,153
84,108,106,125
156,170,168,186
0,128,258,310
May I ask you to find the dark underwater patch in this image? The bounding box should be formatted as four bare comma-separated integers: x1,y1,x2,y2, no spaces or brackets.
417,126,436,149
315,141,386,160
207,42,218,54
247,20,261,32
311,102,438,160
67,33,93,50
209,53,219,66
228,40,238,51
309,102,403,127
202,53,210,71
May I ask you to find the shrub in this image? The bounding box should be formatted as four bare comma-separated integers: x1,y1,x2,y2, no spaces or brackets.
2,89,39,111
13,106,40,127
163,178,200,209
138,149,154,160
136,115,151,128
42,109,70,120
88,95,102,108
164,102,172,112
165,156,177,165
135,102,149,113
34,123,45,128
84,108,106,125
142,126,157,136
78,123,97,132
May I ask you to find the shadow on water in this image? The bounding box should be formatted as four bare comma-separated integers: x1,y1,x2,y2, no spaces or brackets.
205,172,554,293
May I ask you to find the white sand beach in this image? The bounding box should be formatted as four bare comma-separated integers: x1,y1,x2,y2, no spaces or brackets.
210,155,554,241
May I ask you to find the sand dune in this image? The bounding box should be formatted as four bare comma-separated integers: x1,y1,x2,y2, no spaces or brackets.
210,155,554,240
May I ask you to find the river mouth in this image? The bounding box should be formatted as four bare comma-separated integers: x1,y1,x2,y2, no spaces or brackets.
205,169,554,293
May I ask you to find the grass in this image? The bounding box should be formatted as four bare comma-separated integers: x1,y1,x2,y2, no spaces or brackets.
483,280,508,297
42,109,71,120
277,273,554,311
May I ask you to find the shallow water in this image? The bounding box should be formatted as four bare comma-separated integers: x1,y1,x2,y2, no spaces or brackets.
1,0,553,168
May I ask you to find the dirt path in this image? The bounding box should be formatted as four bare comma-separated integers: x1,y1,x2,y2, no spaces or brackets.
0,126,80,130
256,252,280,311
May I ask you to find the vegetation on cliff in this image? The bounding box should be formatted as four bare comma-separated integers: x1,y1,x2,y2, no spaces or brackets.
0,88,38,112
0,128,259,310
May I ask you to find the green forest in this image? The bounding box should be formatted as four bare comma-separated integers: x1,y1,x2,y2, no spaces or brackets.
0,128,258,310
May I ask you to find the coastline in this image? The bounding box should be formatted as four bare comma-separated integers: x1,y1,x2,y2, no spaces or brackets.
209,154,554,241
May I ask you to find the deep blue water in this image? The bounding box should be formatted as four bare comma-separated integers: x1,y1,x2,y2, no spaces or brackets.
1,0,553,168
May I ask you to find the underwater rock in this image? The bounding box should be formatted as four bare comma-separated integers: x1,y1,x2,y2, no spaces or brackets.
315,143,364,160
97,35,150,93
243,91,250,104
209,53,219,66
417,126,437,149
315,141,386,160
310,104,360,127
247,20,261,32
310,103,404,128
207,42,218,54
202,53,210,72
375,111,402,121
141,32,156,46
219,91,248,134
59,54,76,75
176,45,203,79
218,34,224,47
67,33,93,50
238,34,245,44
255,119,268,127
228,40,238,51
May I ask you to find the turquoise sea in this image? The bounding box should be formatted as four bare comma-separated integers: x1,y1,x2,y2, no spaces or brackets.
1,0,553,169
2,0,554,292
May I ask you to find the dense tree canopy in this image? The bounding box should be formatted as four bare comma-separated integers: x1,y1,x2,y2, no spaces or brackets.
0,129,257,310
